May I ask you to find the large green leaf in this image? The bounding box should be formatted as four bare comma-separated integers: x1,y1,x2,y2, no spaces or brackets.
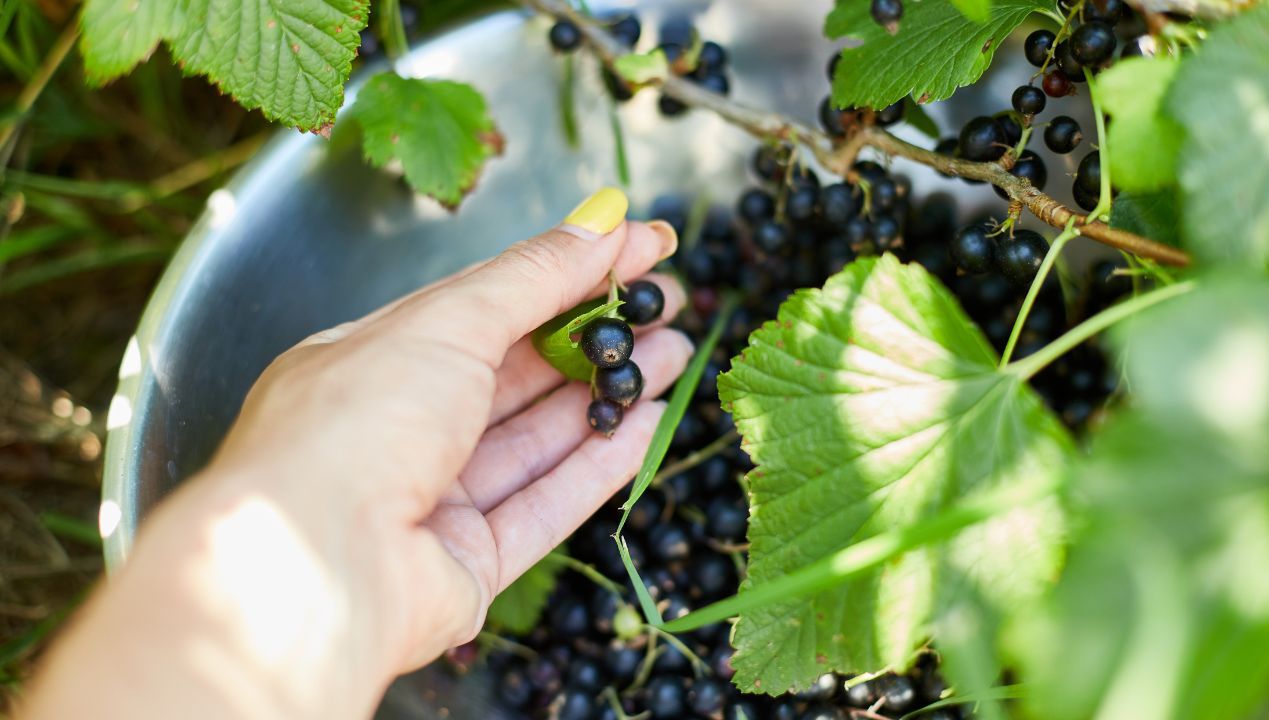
79,0,183,84
1110,190,1181,248
348,75,502,206
826,0,1047,109
719,255,1071,694
171,0,368,132
1011,274,1269,720
1096,57,1183,192
79,0,369,132
1166,5,1269,270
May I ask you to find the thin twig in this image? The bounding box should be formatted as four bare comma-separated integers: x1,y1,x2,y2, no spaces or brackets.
1126,0,1255,19
651,429,740,486
518,0,1191,268
0,21,81,156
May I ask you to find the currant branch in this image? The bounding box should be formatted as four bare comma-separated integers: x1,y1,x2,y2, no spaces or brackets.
518,0,1193,269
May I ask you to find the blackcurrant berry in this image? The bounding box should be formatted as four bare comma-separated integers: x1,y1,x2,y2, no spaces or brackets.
1044,115,1082,153
1071,21,1116,66
870,178,899,212
820,183,859,224
646,676,687,719
1084,0,1125,25
587,399,623,435
755,219,790,253
581,317,634,368
609,14,641,47
872,214,902,251
1042,70,1073,98
690,678,729,718
659,16,695,48
595,360,643,406
1054,40,1087,81
958,116,1007,161
605,645,643,684
602,67,634,101
751,145,785,183
796,672,840,702
497,666,533,709
874,100,905,126
878,675,917,712
690,553,735,599
998,114,1023,146
549,20,582,52
1076,150,1101,195
566,657,607,692
996,230,1049,285
554,690,593,720
1024,29,1056,67
820,96,848,137
786,186,819,223
996,149,1047,198
871,0,903,33
1012,85,1046,115
852,160,887,183
934,136,959,176
697,40,728,72
950,224,995,274
1073,178,1100,211
738,187,775,224
657,94,688,117
620,281,665,325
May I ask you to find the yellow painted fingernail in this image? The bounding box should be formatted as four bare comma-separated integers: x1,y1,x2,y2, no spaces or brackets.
564,187,629,235
646,220,679,260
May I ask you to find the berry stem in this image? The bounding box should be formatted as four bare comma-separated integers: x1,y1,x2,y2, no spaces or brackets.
1084,71,1113,224
999,219,1078,368
545,550,626,596
516,0,1191,268
1006,279,1197,382
644,625,709,677
651,429,741,488
376,0,410,60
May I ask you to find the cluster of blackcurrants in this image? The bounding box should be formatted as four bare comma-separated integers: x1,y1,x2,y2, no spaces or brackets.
582,281,665,436
491,361,963,719
548,12,732,113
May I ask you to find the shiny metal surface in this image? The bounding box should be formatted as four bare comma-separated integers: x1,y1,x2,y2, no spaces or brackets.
102,2,1091,716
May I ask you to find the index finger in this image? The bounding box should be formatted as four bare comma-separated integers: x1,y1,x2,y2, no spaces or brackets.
374,188,677,369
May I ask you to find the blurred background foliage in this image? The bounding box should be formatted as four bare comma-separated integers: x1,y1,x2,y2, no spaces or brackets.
0,0,503,708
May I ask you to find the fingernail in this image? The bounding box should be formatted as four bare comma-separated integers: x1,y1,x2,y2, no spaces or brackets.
646,220,679,260
564,187,628,236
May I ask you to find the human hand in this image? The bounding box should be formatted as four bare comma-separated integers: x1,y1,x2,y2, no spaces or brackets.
21,188,690,720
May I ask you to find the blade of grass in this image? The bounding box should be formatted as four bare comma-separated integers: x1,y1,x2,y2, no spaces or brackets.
608,103,630,186
0,19,79,154
658,477,1059,634
559,55,580,148
617,535,662,624
616,296,737,534
377,0,410,60
0,244,171,294
39,512,102,548
0,225,80,264
898,685,1030,720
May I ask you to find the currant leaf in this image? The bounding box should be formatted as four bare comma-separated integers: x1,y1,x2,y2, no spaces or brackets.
719,254,1071,694
79,0,183,84
487,551,566,634
532,298,624,382
1095,57,1183,192
1011,275,1269,720
826,0,1047,109
348,75,502,205
1110,190,1181,248
1166,4,1269,270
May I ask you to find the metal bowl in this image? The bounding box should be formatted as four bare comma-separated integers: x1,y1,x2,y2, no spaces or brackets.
101,2,1087,716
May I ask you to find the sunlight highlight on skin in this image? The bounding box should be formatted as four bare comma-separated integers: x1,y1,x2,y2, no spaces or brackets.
198,496,348,672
